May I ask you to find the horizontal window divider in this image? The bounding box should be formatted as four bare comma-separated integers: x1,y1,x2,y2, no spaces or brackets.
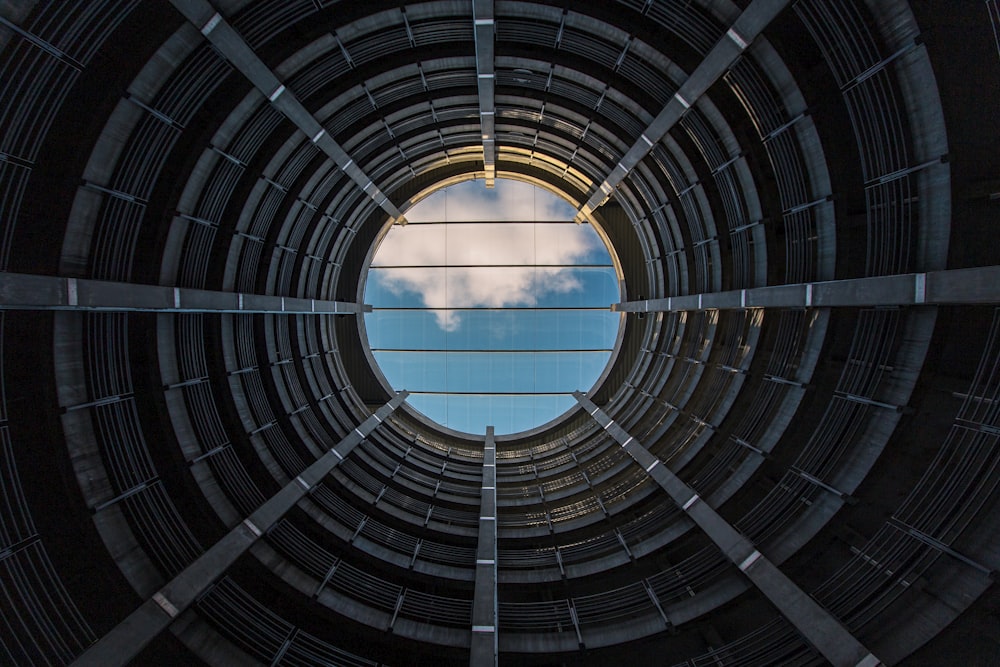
390,219,581,225
408,391,574,396
372,348,614,353
370,263,615,269
370,306,613,311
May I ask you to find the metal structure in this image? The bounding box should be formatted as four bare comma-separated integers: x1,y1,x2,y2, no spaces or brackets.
0,1,998,666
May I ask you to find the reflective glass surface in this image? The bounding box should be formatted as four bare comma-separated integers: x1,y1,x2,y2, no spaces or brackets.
363,179,621,434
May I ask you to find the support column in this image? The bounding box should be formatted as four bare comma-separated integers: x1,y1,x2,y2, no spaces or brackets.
613,265,1000,312
577,0,791,221
168,0,405,222
72,393,408,667
470,426,498,666
0,271,368,314
573,392,881,667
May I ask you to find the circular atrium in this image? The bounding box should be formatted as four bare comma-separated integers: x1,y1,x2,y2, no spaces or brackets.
0,1,998,666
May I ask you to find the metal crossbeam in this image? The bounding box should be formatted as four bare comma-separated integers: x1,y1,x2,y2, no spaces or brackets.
473,0,496,187
614,266,1000,313
573,392,881,667
168,0,405,222
470,426,498,666
0,271,367,314
71,393,408,667
576,0,791,221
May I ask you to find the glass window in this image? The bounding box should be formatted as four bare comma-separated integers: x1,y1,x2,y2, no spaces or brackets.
363,179,622,435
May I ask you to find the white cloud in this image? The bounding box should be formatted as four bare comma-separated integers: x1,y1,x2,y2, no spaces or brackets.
371,180,601,331
404,179,576,222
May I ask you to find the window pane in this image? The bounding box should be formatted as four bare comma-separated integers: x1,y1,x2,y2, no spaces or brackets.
371,225,446,266
363,179,621,435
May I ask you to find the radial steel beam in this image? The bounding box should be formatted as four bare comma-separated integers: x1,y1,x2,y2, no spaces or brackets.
470,426,498,666
72,392,408,667
168,0,405,222
573,392,882,667
473,0,496,187
0,271,368,314
613,266,1000,313
576,0,791,221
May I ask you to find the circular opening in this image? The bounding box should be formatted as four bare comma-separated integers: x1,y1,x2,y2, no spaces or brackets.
361,179,623,435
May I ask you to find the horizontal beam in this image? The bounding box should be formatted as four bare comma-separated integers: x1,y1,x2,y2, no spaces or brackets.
614,266,1000,312
574,392,880,667
0,272,368,314
72,393,407,667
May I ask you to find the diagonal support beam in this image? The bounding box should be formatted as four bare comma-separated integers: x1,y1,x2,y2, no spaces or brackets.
71,393,408,667
168,0,405,222
470,426,498,666
573,392,881,667
576,0,791,221
613,266,1000,313
473,0,496,187
0,271,369,314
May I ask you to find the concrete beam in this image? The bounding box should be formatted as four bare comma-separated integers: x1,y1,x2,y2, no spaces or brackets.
577,0,791,220
71,393,408,667
470,426,498,666
473,0,496,187
613,266,1000,313
168,0,405,221
0,271,368,314
573,392,881,667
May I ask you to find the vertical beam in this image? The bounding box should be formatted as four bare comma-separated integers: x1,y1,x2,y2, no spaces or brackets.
470,426,498,666
72,393,409,667
168,0,405,221
576,0,791,220
473,0,496,187
573,392,881,667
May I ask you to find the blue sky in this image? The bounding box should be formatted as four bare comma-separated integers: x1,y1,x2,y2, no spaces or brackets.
364,179,620,435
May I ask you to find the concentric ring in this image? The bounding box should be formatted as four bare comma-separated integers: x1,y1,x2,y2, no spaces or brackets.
0,1,998,666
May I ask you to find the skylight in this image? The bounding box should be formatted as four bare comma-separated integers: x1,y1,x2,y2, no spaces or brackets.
362,179,622,435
